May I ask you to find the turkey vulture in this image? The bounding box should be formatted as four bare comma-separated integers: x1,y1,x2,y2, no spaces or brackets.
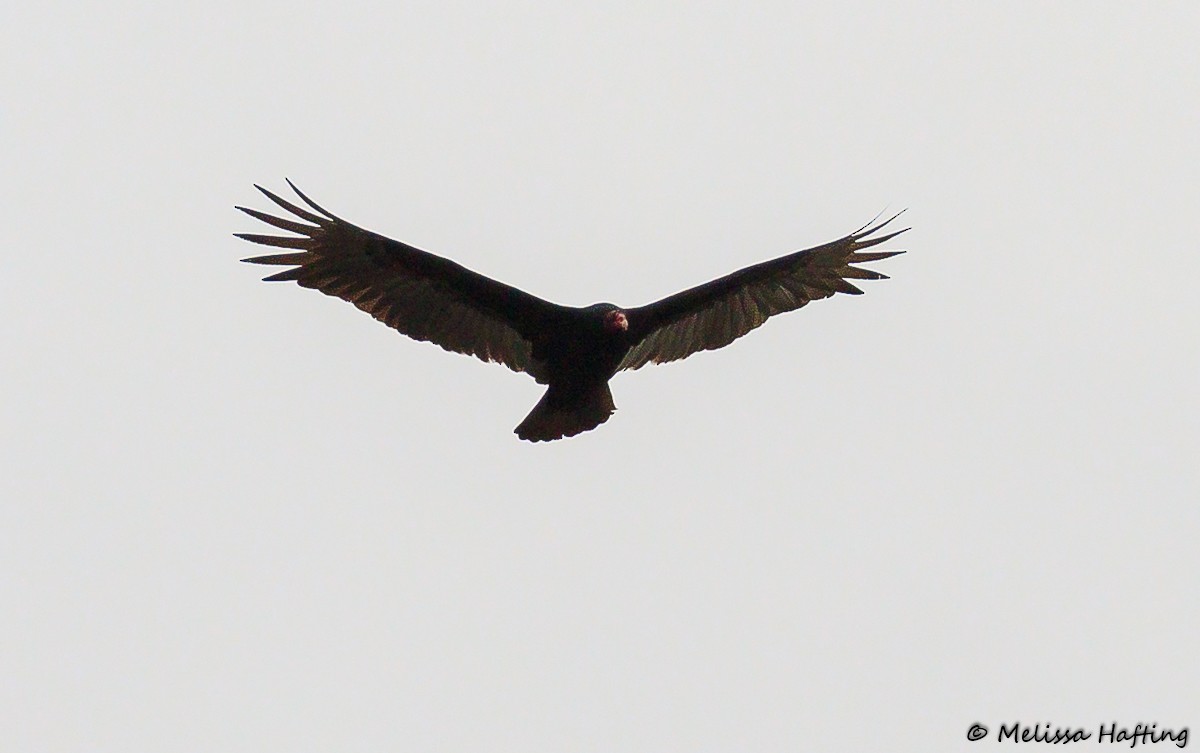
238,181,905,441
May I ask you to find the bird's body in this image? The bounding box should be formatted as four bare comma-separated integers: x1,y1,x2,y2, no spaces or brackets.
532,303,631,384
510,303,630,440
239,182,905,441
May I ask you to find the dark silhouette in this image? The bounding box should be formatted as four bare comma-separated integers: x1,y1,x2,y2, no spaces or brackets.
239,181,905,441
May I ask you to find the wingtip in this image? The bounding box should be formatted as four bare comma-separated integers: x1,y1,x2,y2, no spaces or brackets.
852,226,909,252
860,209,908,237
237,246,280,264
285,178,338,221
245,180,330,225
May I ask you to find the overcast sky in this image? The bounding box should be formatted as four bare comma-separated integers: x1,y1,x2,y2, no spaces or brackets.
3,2,1198,751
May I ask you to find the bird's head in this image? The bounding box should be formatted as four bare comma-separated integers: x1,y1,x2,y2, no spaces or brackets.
602,307,628,333
584,303,629,333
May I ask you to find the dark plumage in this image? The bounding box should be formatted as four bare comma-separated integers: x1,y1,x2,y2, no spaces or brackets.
239,181,906,441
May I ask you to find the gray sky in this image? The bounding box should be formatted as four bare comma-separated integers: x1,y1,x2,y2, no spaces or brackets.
3,1,1198,751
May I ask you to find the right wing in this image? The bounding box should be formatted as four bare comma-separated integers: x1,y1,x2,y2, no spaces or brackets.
619,214,906,371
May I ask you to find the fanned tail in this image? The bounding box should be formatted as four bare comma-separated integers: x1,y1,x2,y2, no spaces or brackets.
515,383,616,442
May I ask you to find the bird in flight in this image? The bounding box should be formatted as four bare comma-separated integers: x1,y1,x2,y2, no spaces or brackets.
239,181,905,441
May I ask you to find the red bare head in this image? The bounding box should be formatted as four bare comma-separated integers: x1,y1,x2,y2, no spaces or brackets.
604,309,629,333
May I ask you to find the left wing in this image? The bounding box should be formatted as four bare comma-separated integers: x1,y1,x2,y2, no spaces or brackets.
618,214,906,371
238,181,564,382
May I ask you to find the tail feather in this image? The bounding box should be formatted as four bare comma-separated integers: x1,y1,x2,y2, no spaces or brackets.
515,383,616,442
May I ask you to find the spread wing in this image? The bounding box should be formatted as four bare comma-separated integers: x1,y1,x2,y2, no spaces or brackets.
619,214,906,371
238,181,561,382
